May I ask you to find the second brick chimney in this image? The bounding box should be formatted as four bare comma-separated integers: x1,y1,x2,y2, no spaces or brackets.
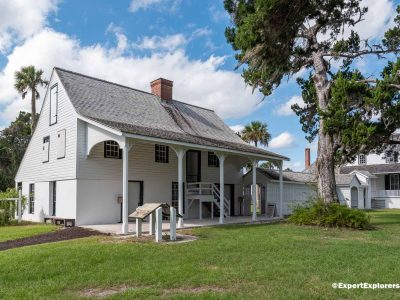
305,148,311,169
150,78,173,101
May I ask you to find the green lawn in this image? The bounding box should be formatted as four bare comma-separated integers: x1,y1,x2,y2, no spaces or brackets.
0,222,57,242
1,210,400,299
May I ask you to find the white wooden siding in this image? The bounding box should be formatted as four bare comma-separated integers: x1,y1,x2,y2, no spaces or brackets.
15,72,78,182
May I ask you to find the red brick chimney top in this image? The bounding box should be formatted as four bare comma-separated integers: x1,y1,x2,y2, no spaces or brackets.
150,78,173,101
305,148,311,169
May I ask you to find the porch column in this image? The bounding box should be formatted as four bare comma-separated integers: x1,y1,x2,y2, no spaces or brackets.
252,160,258,221
173,147,186,228
279,160,283,218
122,140,133,234
217,153,226,224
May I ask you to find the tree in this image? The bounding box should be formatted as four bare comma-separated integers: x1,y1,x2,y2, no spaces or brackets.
0,112,32,191
224,0,400,202
241,121,271,147
259,161,278,169
14,66,48,131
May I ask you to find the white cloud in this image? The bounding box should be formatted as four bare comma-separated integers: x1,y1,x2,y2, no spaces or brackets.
129,0,181,13
270,132,296,149
134,34,187,51
283,161,303,172
275,96,304,116
0,28,263,125
0,0,58,53
354,0,396,40
209,6,229,23
229,124,244,134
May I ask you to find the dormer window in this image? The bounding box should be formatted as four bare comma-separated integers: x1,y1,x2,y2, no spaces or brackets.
50,84,58,125
358,154,366,165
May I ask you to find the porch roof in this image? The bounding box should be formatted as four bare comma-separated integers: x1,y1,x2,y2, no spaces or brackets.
55,67,288,161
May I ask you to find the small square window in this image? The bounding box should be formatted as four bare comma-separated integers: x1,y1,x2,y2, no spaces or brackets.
104,141,121,159
155,144,169,163
208,152,219,167
358,154,366,165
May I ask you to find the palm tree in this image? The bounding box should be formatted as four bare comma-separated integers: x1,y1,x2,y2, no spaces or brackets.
241,121,271,147
14,66,48,131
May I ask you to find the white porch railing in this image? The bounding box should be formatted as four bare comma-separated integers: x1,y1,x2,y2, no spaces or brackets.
371,190,400,198
186,182,230,217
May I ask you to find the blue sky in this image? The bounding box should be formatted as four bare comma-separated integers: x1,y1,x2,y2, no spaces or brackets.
0,0,398,170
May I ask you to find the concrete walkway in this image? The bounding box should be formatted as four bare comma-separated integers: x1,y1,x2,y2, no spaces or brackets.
81,215,281,235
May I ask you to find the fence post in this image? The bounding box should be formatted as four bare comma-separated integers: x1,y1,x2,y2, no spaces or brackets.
155,207,162,243
18,190,22,224
170,207,176,241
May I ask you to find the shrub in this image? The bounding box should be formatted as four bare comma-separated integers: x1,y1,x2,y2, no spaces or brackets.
288,198,371,229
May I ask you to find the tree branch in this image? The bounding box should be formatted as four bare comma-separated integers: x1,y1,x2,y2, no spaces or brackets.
323,48,400,59
356,79,400,89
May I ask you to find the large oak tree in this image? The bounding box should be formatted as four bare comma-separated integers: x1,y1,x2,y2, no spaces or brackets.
224,0,400,202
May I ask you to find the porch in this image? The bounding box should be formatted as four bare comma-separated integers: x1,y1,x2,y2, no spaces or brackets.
81,215,282,235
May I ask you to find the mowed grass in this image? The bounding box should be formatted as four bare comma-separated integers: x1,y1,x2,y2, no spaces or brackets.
0,222,57,242
1,211,400,299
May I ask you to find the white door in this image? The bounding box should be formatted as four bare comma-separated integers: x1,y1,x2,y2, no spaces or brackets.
128,182,141,215
351,187,358,208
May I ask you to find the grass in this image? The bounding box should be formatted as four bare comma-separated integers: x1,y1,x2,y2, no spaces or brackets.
0,222,57,242
0,210,400,299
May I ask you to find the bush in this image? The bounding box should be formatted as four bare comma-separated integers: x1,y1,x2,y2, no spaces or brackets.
288,198,371,229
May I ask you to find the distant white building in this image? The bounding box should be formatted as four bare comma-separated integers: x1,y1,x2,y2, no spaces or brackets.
15,67,289,231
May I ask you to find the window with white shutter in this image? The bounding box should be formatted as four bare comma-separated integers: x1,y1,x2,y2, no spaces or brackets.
50,84,58,125
57,129,66,159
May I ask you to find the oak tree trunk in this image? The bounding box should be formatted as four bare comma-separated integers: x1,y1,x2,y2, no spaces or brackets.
312,52,338,203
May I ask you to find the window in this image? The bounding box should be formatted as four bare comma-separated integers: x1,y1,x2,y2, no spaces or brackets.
386,152,399,163
104,140,121,159
358,154,366,165
390,174,400,190
29,184,35,214
155,144,169,163
172,182,178,209
208,152,219,167
57,129,66,159
50,84,58,125
42,136,50,163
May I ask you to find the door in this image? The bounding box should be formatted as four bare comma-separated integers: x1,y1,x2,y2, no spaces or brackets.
186,150,201,182
351,187,358,208
128,181,143,215
215,184,234,216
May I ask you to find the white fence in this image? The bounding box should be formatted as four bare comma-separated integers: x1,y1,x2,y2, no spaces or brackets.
0,190,22,223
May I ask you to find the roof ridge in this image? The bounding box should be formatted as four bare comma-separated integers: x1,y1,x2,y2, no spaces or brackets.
54,67,215,112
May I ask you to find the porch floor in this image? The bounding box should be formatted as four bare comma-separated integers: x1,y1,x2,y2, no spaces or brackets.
81,215,281,235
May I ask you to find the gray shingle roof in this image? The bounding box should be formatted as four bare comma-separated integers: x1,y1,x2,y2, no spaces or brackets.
256,168,317,183
55,67,288,159
340,163,400,174
335,174,357,185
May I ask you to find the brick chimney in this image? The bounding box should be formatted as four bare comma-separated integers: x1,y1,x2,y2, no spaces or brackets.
150,78,173,101
305,148,311,169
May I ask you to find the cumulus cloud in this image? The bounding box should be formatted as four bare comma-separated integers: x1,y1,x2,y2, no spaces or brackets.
129,0,181,13
0,28,263,126
134,34,187,51
275,96,304,116
0,0,58,53
229,124,244,134
270,132,296,149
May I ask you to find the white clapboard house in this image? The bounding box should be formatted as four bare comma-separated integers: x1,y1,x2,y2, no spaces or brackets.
15,67,289,232
244,144,400,213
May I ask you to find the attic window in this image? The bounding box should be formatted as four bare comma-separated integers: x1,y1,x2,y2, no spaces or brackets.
208,152,219,167
104,141,121,159
155,144,169,163
42,136,50,163
358,154,366,165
